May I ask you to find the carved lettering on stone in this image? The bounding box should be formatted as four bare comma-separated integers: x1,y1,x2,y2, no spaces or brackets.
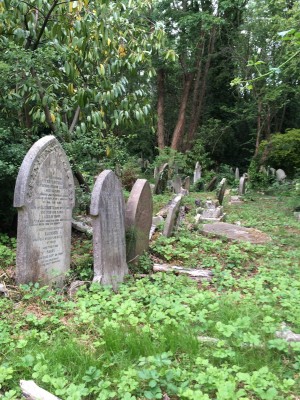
14,135,75,286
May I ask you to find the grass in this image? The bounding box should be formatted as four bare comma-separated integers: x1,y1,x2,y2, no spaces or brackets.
0,187,300,399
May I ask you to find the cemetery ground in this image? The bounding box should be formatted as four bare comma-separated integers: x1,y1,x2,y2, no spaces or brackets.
0,188,300,399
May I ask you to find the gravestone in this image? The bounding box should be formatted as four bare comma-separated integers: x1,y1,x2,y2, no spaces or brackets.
193,162,202,184
154,163,169,194
235,168,240,180
172,175,182,194
195,199,225,223
154,166,159,179
269,167,276,176
182,176,190,192
206,176,217,191
14,135,75,286
238,176,246,196
276,169,286,182
163,195,182,237
125,179,153,263
90,170,128,287
216,178,227,205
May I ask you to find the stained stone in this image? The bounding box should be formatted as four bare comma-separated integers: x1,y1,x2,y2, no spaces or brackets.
276,169,286,182
90,170,128,286
182,176,190,192
125,179,153,263
154,163,169,194
193,162,202,183
235,168,240,180
172,175,182,194
163,195,182,237
216,178,227,205
206,176,217,191
201,222,271,244
238,176,246,196
14,135,75,286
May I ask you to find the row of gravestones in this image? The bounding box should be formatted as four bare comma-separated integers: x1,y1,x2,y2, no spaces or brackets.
235,167,287,182
14,136,153,289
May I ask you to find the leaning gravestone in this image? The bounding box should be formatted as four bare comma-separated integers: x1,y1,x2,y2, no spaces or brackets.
154,163,169,194
238,176,246,196
206,176,217,191
90,170,128,287
163,195,182,237
193,162,202,184
216,178,227,205
125,179,153,263
14,135,75,286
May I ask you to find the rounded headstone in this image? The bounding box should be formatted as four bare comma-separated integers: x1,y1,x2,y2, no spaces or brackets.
125,179,153,263
14,135,75,286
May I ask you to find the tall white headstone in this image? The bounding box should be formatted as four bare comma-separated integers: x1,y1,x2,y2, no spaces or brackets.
193,162,202,184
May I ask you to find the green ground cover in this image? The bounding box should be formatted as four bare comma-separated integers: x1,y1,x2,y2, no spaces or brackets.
0,189,300,399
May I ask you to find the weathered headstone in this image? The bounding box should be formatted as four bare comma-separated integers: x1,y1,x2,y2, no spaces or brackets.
259,166,267,174
193,162,202,184
14,135,75,286
276,169,286,182
172,175,182,194
235,168,240,180
182,176,190,192
90,170,128,286
163,195,182,237
269,167,276,176
238,176,246,196
195,199,225,223
216,178,227,205
154,163,169,194
125,179,153,263
154,166,159,179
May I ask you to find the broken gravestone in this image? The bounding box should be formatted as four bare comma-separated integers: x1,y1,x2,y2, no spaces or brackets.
154,163,169,194
14,135,75,286
90,170,128,287
201,222,271,244
125,179,153,263
195,199,225,223
163,195,182,237
216,178,227,205
193,162,202,184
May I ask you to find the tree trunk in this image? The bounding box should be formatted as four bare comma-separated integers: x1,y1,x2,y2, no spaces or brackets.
186,27,216,150
254,99,262,156
170,73,194,151
157,68,165,149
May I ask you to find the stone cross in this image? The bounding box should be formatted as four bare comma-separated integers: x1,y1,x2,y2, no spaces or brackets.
235,168,240,180
193,162,202,184
216,178,227,205
238,176,246,195
90,170,128,287
125,179,153,263
14,135,75,286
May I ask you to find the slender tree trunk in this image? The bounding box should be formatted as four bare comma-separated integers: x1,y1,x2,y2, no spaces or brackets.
185,27,216,150
254,99,262,156
157,68,165,149
170,72,194,151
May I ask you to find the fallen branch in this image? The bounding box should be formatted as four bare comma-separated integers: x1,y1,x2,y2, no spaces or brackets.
20,380,61,400
153,263,213,281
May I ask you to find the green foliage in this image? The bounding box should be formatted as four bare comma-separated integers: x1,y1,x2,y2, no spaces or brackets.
262,129,300,176
153,147,187,175
248,159,270,189
0,234,16,269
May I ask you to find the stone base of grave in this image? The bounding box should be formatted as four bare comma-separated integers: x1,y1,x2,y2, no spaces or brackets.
195,213,226,224
153,263,213,281
201,222,271,244
229,196,243,204
294,212,300,222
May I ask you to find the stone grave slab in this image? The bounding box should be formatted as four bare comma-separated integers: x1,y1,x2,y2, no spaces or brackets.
172,175,182,194
201,222,271,244
90,170,128,287
14,135,75,286
125,179,153,263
